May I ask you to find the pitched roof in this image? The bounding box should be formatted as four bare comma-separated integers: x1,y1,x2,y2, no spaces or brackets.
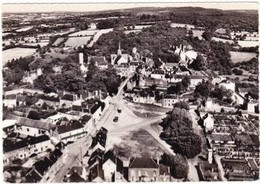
3,135,50,153
90,103,102,114
25,169,42,182
103,150,124,173
56,120,84,134
17,117,54,130
61,94,74,101
90,56,106,64
39,95,60,102
88,148,104,166
89,163,104,181
4,94,16,100
129,157,159,169
68,171,85,182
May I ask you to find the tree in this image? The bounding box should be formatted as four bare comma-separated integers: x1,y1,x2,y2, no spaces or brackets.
189,54,205,71
174,101,190,110
181,76,191,89
194,80,213,98
160,153,189,179
202,30,213,41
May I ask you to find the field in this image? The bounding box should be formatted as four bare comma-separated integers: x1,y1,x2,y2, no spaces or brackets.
3,48,36,64
24,42,49,47
171,23,195,30
15,26,33,32
69,30,97,37
53,38,65,46
64,36,92,47
192,30,204,40
238,40,259,47
107,129,164,159
230,51,257,63
212,37,234,44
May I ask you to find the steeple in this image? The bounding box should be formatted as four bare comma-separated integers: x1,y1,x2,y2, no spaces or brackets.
117,41,122,55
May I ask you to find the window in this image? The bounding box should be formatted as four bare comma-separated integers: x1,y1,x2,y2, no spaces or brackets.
34,149,38,152
27,128,29,132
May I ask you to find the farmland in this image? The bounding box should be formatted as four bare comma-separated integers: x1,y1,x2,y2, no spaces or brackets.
230,51,257,63
69,30,97,37
3,47,36,64
64,36,92,47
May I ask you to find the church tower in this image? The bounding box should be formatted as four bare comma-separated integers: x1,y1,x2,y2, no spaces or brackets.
117,41,122,55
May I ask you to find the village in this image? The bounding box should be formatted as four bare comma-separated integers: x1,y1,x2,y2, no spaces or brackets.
2,6,259,183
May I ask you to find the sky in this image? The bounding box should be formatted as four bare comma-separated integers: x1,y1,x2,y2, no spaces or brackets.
2,1,259,13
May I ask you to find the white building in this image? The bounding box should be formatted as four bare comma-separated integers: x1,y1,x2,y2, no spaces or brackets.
150,69,165,80
16,117,54,137
55,120,87,143
219,80,236,92
161,94,178,108
3,135,54,166
204,114,214,133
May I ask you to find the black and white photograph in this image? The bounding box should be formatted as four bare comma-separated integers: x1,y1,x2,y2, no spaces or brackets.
1,1,259,183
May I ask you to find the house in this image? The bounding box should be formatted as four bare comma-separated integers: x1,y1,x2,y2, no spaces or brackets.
161,94,178,108
3,135,54,166
88,102,103,126
90,127,108,153
150,69,165,80
60,94,77,108
4,88,44,96
16,117,55,137
232,92,245,105
197,162,219,181
203,114,214,133
102,150,124,182
133,90,155,104
247,99,258,113
3,94,26,108
190,75,204,88
238,88,251,98
88,148,105,168
80,114,93,132
129,62,140,73
88,56,108,70
22,68,43,84
164,62,179,72
3,94,17,108
88,163,105,182
128,157,160,182
65,166,87,182
54,120,87,143
46,113,69,125
36,95,60,109
115,63,130,77
2,119,17,138
219,80,236,92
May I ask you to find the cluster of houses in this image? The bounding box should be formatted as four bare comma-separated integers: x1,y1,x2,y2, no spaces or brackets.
197,110,259,181
63,127,172,182
2,86,113,169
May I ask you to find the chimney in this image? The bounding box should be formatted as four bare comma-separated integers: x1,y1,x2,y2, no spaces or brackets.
208,149,213,164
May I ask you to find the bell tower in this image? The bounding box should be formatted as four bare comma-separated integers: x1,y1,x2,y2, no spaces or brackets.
117,41,122,55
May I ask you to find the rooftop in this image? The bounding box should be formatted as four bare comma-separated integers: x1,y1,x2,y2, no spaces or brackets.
17,117,55,130
129,157,159,169
56,120,84,134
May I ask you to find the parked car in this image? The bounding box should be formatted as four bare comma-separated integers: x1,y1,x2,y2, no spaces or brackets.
113,116,119,122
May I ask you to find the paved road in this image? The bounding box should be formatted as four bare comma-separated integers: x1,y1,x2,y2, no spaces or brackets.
41,74,133,182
